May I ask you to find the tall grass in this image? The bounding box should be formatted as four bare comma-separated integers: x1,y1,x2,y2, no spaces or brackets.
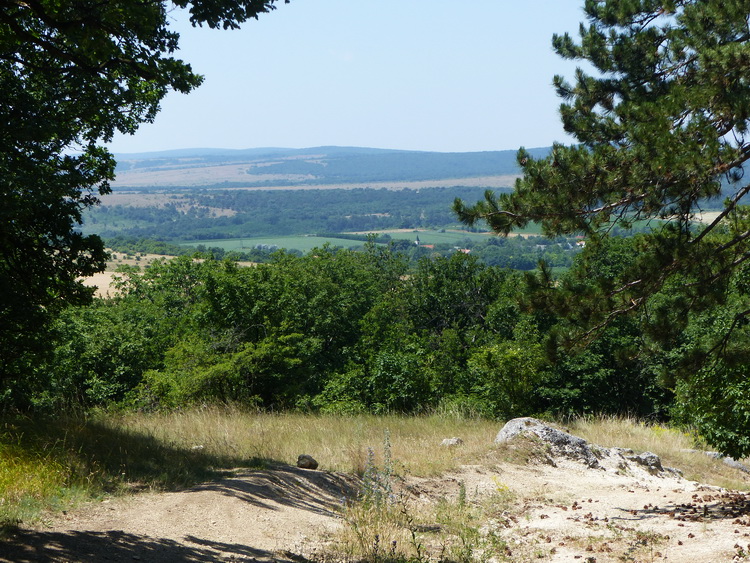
0,418,101,527
0,407,498,527
102,407,500,476
2,409,749,531
569,415,750,490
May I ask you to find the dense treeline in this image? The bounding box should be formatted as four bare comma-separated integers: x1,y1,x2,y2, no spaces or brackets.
103,236,284,264
86,182,730,244
16,244,671,423
103,233,582,270
12,229,750,457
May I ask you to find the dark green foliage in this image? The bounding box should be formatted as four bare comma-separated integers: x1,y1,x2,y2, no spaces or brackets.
317,253,549,416
405,253,508,335
539,318,672,419
102,246,409,409
0,0,287,405
104,237,198,258
466,325,545,418
455,0,750,455
650,266,750,457
36,252,459,412
6,0,712,456
23,244,674,426
43,304,165,410
84,187,507,240
673,363,750,459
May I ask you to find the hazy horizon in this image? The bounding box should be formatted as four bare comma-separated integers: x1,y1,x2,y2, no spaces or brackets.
106,2,588,155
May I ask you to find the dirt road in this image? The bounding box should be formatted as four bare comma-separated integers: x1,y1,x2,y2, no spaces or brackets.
3,448,750,561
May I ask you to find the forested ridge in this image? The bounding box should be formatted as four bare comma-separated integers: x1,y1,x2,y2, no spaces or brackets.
84,186,510,239
111,146,547,188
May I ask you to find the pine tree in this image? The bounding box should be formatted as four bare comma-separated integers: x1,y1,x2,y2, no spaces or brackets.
457,0,750,339
455,0,750,455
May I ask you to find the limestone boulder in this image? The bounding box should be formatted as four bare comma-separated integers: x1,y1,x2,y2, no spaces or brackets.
495,417,600,468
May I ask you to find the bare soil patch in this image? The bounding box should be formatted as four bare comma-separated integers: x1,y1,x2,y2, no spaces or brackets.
80,253,167,298
3,442,749,562
444,459,750,562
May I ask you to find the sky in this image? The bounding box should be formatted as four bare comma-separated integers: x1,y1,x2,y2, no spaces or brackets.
107,1,590,155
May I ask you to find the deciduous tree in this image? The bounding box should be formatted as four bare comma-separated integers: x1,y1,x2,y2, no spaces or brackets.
0,0,287,392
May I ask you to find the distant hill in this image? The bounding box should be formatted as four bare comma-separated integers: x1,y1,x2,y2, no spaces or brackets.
112,146,551,190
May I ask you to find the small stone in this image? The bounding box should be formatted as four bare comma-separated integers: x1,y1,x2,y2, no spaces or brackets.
297,454,319,470
440,437,464,447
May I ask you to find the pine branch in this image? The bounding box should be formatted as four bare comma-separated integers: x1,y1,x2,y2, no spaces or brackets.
706,307,750,361
691,181,750,246
576,296,645,345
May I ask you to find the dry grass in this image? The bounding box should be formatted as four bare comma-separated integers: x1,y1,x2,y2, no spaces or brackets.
81,253,257,298
3,409,750,539
79,253,165,298
325,485,514,563
569,416,750,490
102,407,500,478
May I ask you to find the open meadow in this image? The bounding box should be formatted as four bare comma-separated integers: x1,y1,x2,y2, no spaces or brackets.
183,227,542,254
79,252,167,298
2,411,750,562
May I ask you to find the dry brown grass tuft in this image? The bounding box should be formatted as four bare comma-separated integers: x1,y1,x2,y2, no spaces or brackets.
569,416,750,491
102,407,500,477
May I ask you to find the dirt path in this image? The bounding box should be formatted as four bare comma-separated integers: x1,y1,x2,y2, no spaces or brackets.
2,451,749,562
1,466,358,562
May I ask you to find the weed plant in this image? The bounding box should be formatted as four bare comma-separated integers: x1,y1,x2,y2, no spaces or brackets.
332,430,513,563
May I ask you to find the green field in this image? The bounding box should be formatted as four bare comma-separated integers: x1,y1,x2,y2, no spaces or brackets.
184,235,374,253
181,229,538,253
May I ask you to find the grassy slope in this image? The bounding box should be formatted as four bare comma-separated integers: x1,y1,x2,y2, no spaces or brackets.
2,410,748,530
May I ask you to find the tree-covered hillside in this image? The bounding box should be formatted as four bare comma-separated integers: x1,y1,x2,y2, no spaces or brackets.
112,146,551,189
84,186,507,240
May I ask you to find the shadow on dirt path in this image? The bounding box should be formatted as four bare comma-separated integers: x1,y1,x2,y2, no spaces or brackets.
0,528,303,562
192,464,360,516
0,465,360,563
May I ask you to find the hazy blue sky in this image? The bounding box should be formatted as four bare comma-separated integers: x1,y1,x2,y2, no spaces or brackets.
107,1,590,154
